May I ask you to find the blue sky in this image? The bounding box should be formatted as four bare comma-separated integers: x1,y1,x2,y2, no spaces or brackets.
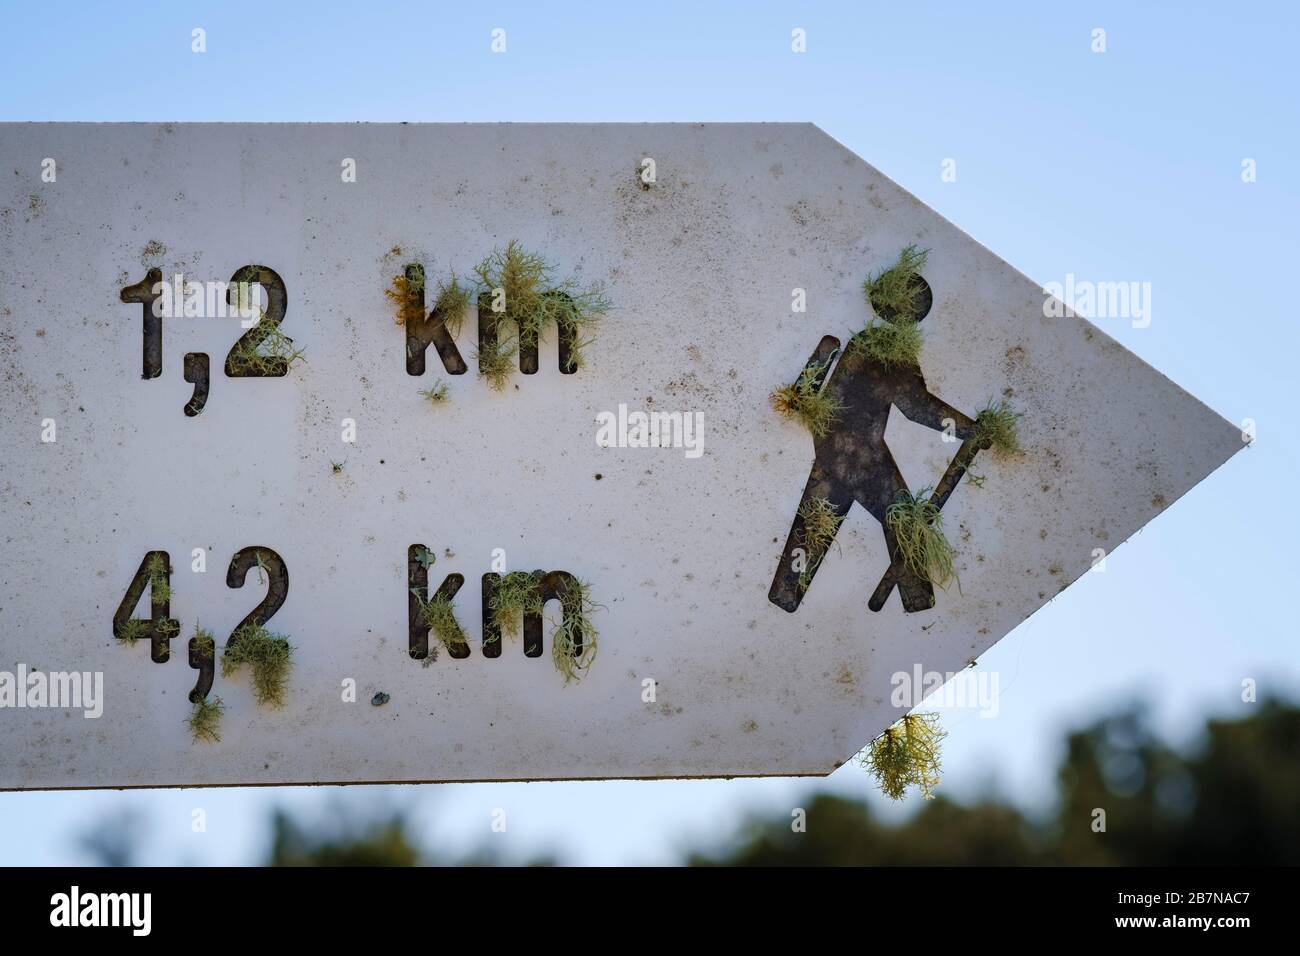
1,1,1296,864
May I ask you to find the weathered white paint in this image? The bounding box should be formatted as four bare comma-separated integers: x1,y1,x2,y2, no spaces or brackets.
0,124,1243,789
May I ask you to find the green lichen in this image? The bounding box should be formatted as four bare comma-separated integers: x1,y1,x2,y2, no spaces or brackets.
115,618,147,646
418,380,449,405
491,571,543,639
227,320,306,375
864,244,929,321
886,487,956,589
858,711,947,800
846,245,931,369
846,316,924,369
433,272,472,338
252,549,270,586
796,496,844,592
800,496,843,553
418,592,468,653
770,359,843,438
973,399,1022,457
146,554,171,606
551,579,599,685
405,263,426,294
473,240,608,378
187,695,225,743
474,337,518,391
221,624,293,708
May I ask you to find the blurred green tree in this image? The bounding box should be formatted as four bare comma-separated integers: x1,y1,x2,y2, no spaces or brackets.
688,699,1300,866
267,809,421,867
72,699,1300,866
1052,698,1300,865
262,806,556,866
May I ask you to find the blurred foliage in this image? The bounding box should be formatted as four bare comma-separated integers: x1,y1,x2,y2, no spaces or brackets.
77,807,146,868
690,699,1300,865
73,699,1299,866
268,809,421,867
264,807,555,867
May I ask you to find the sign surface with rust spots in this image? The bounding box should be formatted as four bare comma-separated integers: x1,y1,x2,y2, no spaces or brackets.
0,124,1242,789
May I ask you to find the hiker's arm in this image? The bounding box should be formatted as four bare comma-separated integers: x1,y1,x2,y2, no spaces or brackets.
895,373,977,439
800,335,841,389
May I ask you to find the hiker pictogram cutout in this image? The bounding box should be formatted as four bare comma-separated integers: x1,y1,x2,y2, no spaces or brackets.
769,271,994,614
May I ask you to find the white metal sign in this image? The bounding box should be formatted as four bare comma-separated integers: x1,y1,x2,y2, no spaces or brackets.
0,124,1242,789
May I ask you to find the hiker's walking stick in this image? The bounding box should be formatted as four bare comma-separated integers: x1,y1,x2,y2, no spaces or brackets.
867,436,984,612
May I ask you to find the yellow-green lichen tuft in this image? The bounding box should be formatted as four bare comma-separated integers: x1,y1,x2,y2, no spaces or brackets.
491,571,543,639
863,244,929,322
886,487,956,589
418,593,468,653
432,272,472,337
858,711,947,800
846,245,931,369
145,554,171,606
116,618,148,645
418,379,449,405
226,318,306,375
796,496,844,592
221,624,294,708
187,695,225,743
770,359,843,438
473,240,608,378
551,579,599,685
973,399,1022,457
474,337,518,391
846,316,924,369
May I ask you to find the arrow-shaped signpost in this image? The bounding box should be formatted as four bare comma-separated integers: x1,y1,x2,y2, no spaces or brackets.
0,124,1244,793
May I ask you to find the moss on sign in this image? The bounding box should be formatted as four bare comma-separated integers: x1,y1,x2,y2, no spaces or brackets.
886,487,956,590
859,711,947,800
770,359,842,438
221,624,294,708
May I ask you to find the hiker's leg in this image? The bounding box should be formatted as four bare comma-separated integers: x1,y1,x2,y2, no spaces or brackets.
768,466,852,612
861,462,935,614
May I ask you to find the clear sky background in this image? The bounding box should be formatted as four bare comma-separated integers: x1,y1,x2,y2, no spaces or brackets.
0,1,1296,865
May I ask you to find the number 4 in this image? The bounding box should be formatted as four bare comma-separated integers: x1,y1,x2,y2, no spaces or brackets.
112,550,179,662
